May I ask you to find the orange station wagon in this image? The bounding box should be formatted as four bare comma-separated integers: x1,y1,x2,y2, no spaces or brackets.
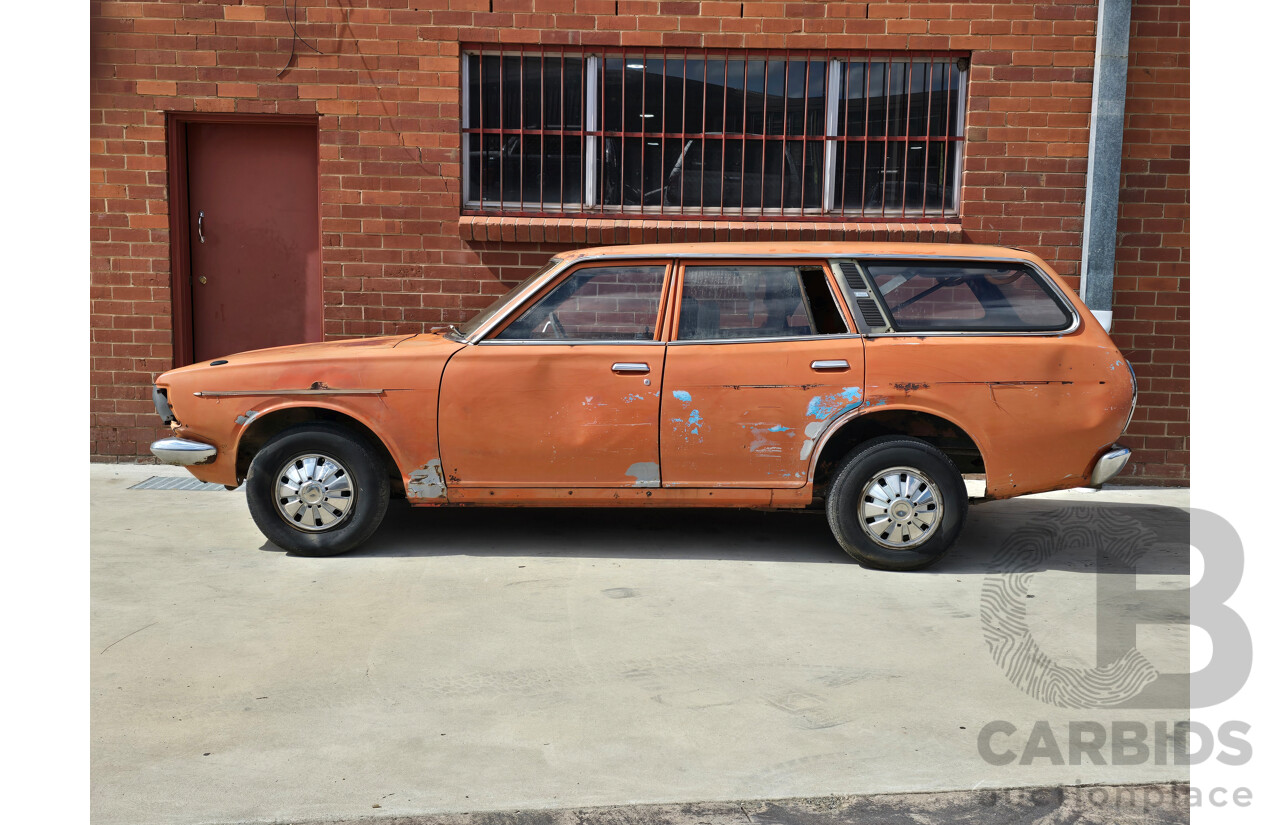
151,242,1136,570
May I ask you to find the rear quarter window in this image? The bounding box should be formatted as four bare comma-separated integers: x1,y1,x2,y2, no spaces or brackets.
864,261,1073,333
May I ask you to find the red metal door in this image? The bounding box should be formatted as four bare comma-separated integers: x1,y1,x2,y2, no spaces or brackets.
185,122,320,362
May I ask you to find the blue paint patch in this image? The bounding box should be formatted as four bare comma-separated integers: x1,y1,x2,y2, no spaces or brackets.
623,393,646,403
687,410,703,435
767,425,792,432
672,390,692,403
806,387,863,420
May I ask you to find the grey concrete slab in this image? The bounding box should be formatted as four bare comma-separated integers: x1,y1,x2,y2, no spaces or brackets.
91,464,1191,825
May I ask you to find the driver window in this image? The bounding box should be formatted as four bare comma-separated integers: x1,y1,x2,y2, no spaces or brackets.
495,265,666,341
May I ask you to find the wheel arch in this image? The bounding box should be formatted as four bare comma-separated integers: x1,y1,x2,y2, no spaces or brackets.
235,404,405,496
808,405,987,501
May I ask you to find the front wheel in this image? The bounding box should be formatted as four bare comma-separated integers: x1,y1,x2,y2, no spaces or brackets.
825,436,968,570
245,424,390,556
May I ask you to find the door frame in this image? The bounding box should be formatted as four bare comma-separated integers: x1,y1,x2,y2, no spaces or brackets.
165,112,321,367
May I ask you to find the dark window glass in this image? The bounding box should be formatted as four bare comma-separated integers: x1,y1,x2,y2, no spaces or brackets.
466,54,585,208
678,265,846,340
865,262,1072,332
835,58,961,215
496,266,665,341
465,51,966,217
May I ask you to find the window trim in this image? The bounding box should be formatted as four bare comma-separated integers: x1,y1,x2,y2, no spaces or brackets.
669,258,857,343
461,48,969,222
845,254,1082,337
478,258,675,345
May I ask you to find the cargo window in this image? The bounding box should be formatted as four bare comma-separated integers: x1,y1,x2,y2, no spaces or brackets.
864,261,1072,332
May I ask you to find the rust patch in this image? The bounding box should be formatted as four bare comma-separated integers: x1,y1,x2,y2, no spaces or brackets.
892,382,929,394
407,459,446,499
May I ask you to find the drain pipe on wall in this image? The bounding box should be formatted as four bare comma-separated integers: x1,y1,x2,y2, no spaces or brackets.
1079,0,1132,333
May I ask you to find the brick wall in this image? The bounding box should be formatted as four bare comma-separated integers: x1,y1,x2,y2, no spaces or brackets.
90,0,1189,484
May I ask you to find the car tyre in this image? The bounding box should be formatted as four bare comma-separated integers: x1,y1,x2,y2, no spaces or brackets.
825,436,967,570
245,424,390,557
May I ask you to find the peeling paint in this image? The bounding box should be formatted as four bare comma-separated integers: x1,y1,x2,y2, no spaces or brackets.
625,461,660,487
799,419,827,460
767,424,792,432
623,393,647,404
806,386,863,420
407,458,446,499
672,390,692,403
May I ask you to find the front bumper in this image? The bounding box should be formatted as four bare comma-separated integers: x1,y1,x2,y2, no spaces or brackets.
1090,445,1132,486
151,437,218,466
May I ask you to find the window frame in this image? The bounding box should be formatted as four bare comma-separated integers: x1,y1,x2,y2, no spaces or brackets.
668,258,859,344
478,259,675,345
461,48,969,222
836,255,1082,337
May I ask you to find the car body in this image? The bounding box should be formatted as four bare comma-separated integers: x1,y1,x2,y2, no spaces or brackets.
151,242,1135,568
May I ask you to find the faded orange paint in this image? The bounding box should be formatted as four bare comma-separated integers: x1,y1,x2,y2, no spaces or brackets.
154,242,1135,508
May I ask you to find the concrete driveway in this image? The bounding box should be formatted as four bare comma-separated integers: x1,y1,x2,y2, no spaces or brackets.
91,464,1190,825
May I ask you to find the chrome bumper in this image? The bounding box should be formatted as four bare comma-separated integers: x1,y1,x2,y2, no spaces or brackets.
151,437,218,466
1090,446,1131,486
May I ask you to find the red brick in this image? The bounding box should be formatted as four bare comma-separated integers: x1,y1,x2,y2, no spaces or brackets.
89,0,1189,482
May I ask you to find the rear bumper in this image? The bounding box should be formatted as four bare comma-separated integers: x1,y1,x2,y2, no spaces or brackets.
1090,445,1131,486
151,437,218,466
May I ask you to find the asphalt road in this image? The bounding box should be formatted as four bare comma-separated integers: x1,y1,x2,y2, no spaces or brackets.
91,463,1191,825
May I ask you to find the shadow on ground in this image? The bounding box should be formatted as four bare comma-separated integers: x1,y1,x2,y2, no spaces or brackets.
264,496,1190,576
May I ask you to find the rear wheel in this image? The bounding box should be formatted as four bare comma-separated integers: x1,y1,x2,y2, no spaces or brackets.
245,424,390,556
825,436,967,570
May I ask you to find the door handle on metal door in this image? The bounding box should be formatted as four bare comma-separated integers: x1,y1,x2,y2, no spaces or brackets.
197,210,205,244
811,359,850,371
612,362,650,374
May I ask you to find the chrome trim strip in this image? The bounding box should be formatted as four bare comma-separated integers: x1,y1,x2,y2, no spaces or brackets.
552,252,1081,338
852,255,1081,338
466,252,1081,344
1090,446,1131,486
193,389,385,397
1123,359,1138,434
669,333,863,346
811,359,850,370
611,362,651,373
475,340,665,347
150,437,218,466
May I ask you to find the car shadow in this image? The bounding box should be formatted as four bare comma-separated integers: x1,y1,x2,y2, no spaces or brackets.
265,496,1190,575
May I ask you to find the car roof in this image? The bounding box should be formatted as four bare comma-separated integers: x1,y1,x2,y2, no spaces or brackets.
557,241,1038,262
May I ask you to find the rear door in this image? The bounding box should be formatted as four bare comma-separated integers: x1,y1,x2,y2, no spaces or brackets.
659,260,865,488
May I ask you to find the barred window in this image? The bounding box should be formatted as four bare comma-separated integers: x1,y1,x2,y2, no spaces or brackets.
463,49,967,221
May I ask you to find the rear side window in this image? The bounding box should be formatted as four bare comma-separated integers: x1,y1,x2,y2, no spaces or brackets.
864,261,1072,333
677,265,848,340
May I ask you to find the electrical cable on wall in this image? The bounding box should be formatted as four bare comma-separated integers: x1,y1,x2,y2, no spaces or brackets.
277,0,322,78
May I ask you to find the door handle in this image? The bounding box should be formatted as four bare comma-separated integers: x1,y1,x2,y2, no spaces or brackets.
197,210,205,244
811,359,850,371
612,362,650,374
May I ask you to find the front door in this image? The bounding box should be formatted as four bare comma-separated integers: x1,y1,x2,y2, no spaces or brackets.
438,262,671,488
659,260,865,487
185,121,321,362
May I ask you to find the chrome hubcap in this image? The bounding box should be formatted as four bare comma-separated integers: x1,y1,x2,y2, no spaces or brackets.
274,453,355,532
858,466,942,549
